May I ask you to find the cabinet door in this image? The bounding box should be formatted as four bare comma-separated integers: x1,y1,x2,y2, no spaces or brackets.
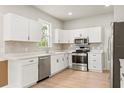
72,30,81,38
22,63,38,87
64,54,69,68
92,60,98,70
68,54,72,68
59,30,65,43
87,27,102,43
69,30,74,43
54,29,63,43
4,14,29,41
54,29,59,43
57,55,64,72
62,30,69,43
29,20,41,42
0,61,8,87
60,55,66,70
51,56,58,74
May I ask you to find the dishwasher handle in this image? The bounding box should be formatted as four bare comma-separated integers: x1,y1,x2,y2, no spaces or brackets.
39,57,49,60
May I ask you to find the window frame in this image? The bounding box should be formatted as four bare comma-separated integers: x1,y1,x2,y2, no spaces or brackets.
38,18,52,48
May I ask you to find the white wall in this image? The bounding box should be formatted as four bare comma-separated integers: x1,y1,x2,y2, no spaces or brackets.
0,5,63,54
114,5,124,22
0,13,3,56
63,13,114,70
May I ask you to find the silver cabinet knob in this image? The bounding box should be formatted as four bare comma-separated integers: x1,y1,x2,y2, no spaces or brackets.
29,60,34,62
57,59,59,63
122,73,124,77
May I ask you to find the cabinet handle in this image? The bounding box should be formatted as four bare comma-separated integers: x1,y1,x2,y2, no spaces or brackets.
93,66,96,68
122,73,124,77
120,78,122,81
93,55,96,56
79,34,82,37
57,59,59,63
39,57,48,60
67,57,68,60
28,35,30,40
29,60,34,62
93,60,96,61
62,58,64,61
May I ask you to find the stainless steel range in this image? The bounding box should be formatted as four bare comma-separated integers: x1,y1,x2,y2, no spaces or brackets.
72,37,90,71
72,52,88,71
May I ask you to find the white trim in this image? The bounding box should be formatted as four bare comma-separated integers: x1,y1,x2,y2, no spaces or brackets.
38,18,52,48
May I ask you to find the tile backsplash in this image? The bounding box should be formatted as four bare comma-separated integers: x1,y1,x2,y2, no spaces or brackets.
4,41,63,54
4,41,103,54
5,41,41,54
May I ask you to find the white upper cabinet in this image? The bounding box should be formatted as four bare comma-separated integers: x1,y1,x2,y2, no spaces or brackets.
54,29,60,43
62,30,73,43
72,29,88,38
4,13,41,42
29,20,41,42
87,27,102,43
54,29,74,43
4,13,29,41
54,27,102,44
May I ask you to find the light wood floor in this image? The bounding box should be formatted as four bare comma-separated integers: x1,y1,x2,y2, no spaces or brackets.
32,69,110,88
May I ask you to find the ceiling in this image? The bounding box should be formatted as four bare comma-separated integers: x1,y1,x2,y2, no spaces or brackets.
34,5,113,21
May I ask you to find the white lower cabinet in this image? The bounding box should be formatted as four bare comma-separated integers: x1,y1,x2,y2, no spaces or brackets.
22,62,38,87
64,54,70,68
8,57,38,88
120,59,124,88
51,53,71,75
88,52,103,72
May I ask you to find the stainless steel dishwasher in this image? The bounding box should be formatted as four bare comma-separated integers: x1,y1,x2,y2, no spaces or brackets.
38,56,50,82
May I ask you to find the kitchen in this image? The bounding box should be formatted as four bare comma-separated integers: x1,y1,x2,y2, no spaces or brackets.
0,5,124,88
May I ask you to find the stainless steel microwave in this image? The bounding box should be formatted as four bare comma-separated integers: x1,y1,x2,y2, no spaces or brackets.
74,38,89,45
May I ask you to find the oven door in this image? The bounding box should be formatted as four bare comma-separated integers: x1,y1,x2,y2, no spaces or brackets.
72,53,87,64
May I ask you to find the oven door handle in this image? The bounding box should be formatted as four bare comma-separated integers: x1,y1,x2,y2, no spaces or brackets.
72,54,87,56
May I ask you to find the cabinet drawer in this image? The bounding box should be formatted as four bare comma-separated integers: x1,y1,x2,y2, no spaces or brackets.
88,60,102,70
88,54,101,61
20,58,38,66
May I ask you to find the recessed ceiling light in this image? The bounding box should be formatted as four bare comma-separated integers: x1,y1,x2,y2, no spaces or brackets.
68,12,72,16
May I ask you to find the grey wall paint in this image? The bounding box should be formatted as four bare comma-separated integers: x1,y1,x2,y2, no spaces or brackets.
63,13,114,70
63,13,113,29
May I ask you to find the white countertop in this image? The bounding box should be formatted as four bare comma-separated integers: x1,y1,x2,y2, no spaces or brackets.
89,50,104,53
3,51,72,60
0,58,8,61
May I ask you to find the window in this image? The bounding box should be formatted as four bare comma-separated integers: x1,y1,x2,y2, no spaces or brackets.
38,19,52,48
